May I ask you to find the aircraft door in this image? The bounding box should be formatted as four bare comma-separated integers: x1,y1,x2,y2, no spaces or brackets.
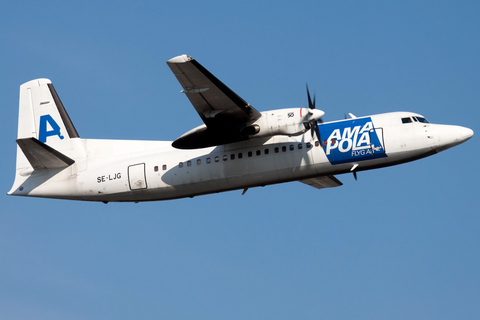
128,163,147,190
369,128,386,154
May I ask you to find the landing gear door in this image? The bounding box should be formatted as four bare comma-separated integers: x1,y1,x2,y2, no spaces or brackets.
369,128,386,154
128,163,147,190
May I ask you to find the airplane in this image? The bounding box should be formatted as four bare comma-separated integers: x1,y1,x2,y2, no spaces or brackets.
8,54,474,203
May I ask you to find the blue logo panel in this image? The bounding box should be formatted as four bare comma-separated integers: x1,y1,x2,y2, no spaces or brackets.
318,117,387,165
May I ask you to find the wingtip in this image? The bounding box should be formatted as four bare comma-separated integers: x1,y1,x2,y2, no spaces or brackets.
167,54,193,64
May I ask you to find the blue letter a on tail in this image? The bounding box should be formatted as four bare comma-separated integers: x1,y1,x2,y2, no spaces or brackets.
39,115,64,143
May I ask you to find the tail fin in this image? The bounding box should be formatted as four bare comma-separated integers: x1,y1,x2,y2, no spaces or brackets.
17,79,79,143
9,79,84,195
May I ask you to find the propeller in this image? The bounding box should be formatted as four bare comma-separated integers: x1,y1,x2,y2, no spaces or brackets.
306,84,323,143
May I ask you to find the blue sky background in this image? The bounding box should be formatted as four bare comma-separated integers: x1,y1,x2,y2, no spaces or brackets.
1,1,479,319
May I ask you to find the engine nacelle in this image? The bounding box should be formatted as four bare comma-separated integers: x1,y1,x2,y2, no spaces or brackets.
245,108,324,139
172,107,324,149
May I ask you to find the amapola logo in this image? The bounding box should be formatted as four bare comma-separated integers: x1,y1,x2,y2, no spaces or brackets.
319,117,387,165
326,121,374,155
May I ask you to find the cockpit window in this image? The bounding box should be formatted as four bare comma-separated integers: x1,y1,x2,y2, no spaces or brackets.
416,116,429,123
402,116,430,124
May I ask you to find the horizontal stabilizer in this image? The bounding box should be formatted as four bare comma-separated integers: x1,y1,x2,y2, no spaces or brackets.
299,175,343,190
16,138,75,170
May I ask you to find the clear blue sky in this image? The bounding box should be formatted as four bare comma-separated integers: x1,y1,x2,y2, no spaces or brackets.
1,1,479,319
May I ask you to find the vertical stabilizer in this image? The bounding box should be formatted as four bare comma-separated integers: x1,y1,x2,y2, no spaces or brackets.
9,79,85,196
17,79,79,141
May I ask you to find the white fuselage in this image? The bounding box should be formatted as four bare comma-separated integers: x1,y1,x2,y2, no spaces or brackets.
10,111,472,202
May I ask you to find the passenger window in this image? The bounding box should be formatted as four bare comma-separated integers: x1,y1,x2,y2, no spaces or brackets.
154,166,158,172
248,151,253,157
215,156,219,162
179,162,183,168
238,153,243,159
315,141,320,147
206,158,211,164
187,160,192,167
256,150,261,156
231,154,235,160
290,145,294,151
401,117,412,124
163,165,167,170
282,146,287,152
306,142,312,148
298,144,302,150
264,149,269,155
223,155,228,161
197,159,201,165
274,147,279,153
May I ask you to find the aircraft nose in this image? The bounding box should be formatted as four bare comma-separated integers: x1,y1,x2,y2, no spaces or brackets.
461,127,474,141
434,125,473,152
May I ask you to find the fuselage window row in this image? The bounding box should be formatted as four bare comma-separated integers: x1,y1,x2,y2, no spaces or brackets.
173,142,318,170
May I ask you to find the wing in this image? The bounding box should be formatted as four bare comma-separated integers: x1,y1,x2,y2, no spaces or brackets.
299,175,343,189
167,55,262,148
167,55,261,127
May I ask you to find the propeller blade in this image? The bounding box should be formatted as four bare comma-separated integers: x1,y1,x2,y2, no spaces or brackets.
306,84,315,109
306,85,323,137
315,124,321,142
310,121,321,142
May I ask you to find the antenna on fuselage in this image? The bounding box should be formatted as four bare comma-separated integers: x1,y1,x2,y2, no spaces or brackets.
351,164,359,181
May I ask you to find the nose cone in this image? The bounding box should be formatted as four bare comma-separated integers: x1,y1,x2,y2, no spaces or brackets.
461,127,474,141
307,108,325,121
435,125,474,152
